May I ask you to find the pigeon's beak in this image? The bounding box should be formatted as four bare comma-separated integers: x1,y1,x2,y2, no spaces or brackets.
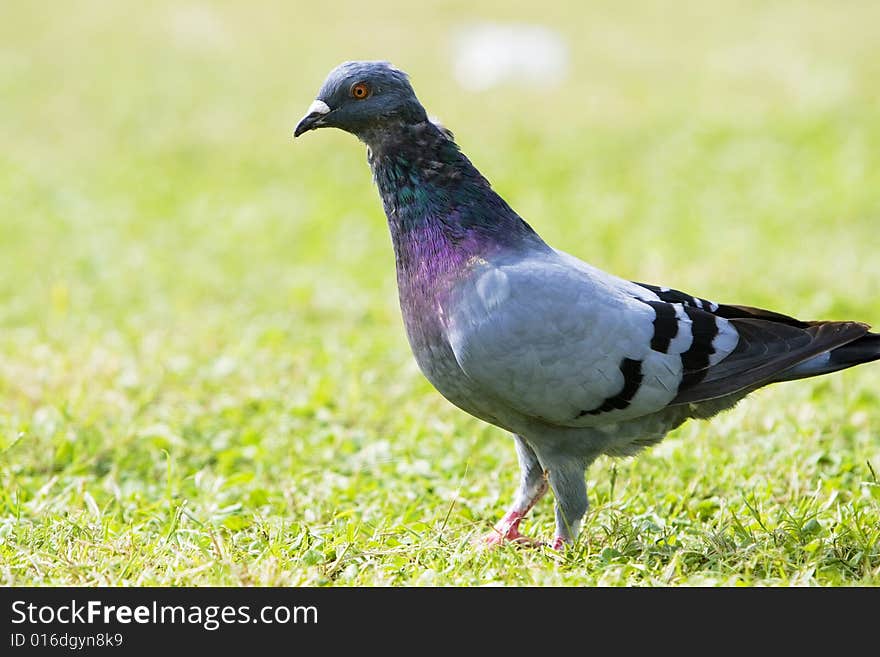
293,99,332,138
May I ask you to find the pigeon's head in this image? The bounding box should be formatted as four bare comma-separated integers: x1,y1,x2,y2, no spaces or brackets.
293,61,428,141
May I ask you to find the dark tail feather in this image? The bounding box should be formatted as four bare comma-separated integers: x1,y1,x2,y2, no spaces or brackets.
829,332,880,367
776,331,880,381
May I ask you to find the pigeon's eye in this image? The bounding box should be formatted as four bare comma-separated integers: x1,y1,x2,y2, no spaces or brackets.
351,82,371,100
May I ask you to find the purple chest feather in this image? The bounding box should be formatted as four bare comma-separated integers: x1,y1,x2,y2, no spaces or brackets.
366,121,539,361
393,221,499,352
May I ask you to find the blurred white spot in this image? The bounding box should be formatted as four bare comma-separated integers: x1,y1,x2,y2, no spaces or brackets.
396,459,432,476
452,23,569,91
116,366,141,389
210,355,237,378
32,406,61,440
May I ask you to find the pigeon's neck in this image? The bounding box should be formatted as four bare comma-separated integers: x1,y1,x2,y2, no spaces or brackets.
364,120,544,283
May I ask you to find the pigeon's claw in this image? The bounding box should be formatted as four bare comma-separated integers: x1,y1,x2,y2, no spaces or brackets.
479,511,542,548
550,536,569,551
481,527,542,548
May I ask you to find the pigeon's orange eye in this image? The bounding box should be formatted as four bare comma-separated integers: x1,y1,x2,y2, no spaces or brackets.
351,82,371,100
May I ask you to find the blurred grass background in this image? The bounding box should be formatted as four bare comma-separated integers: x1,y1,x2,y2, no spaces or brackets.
1,0,878,585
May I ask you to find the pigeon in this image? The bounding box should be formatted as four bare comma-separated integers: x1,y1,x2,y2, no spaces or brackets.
294,61,880,549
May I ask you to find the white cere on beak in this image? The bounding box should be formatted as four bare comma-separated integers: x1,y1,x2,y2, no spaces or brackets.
306,99,330,115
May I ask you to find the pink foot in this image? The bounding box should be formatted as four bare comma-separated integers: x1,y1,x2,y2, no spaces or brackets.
479,511,542,548
550,536,568,551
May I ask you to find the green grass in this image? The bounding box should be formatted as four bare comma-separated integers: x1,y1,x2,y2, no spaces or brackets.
1,0,879,585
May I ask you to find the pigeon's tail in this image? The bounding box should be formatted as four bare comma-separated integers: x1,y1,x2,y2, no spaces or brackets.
775,330,880,382
829,331,880,367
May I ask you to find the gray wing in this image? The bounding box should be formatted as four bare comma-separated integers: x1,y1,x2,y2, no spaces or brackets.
443,255,740,428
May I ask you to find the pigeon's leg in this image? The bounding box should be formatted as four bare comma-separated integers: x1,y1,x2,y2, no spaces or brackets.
482,435,548,547
546,460,589,550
